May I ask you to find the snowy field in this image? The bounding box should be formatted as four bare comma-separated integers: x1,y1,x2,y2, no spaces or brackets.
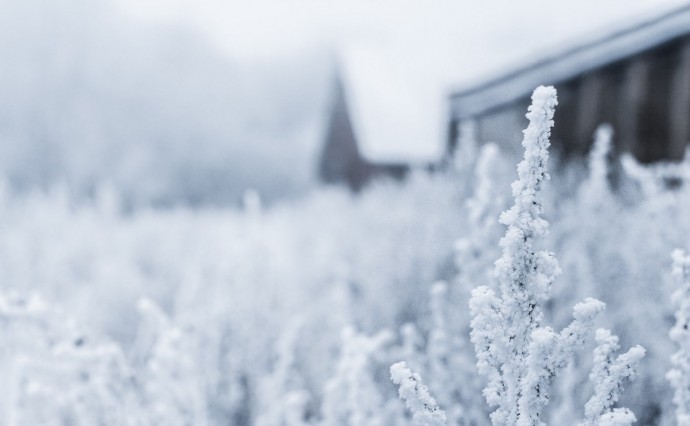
2,89,690,424
3,0,690,425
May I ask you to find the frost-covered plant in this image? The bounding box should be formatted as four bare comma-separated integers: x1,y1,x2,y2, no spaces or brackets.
613,155,690,418
390,280,482,425
580,124,614,210
547,125,625,413
622,150,690,198
0,156,473,423
455,142,506,293
425,281,476,425
667,249,690,425
469,86,606,426
452,119,479,174
138,300,206,421
581,329,645,426
594,409,638,426
14,341,138,426
134,298,207,426
3,99,690,425
398,323,424,374
320,327,392,426
620,154,659,198
550,124,620,313
390,361,447,426
427,282,459,421
466,142,505,228
447,143,507,425
0,292,141,425
256,318,310,426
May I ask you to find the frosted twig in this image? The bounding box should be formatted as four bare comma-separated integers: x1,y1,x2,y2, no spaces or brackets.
390,361,447,426
582,329,645,426
668,249,690,426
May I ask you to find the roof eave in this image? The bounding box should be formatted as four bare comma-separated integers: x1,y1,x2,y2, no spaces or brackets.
450,4,690,120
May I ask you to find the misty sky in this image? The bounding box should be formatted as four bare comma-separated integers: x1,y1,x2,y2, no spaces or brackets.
119,0,688,82
2,0,688,204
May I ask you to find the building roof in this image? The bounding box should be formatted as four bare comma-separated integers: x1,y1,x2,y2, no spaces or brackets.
450,3,690,120
337,45,446,165
329,1,690,165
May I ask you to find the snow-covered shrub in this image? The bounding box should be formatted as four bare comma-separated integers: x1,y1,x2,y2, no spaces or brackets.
256,318,310,426
549,124,619,321
133,298,207,426
545,125,690,422
320,327,392,426
545,124,624,420
469,86,607,425
0,163,473,424
455,142,507,295
1,80,690,424
668,249,690,425
391,280,485,425
426,281,470,424
581,329,645,426
0,293,141,425
390,361,447,426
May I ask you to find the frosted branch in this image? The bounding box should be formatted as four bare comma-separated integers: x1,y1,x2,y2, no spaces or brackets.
668,249,690,425
390,362,447,426
469,86,606,426
582,329,645,426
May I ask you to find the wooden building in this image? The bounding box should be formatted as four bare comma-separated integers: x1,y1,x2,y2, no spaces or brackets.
318,75,409,192
449,5,690,164
320,5,690,191
318,46,445,191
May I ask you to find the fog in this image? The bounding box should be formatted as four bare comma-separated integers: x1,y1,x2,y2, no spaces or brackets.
0,0,683,206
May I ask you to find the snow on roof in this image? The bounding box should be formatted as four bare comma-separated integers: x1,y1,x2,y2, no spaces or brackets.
451,3,690,119
337,45,446,165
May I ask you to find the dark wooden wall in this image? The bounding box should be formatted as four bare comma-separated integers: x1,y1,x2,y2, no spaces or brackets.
470,35,690,164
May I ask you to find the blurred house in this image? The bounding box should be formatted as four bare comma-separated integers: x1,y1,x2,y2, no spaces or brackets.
320,4,690,191
450,4,690,164
318,75,409,191
318,47,445,191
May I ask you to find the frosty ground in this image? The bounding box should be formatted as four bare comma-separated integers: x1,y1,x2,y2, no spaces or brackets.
1,88,690,425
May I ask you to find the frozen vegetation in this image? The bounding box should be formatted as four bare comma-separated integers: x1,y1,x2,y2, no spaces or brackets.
0,86,690,425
